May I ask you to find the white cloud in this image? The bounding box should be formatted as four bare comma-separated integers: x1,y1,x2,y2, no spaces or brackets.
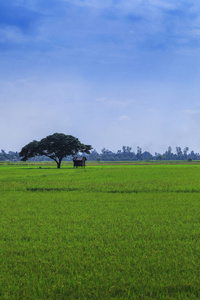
148,0,176,10
63,0,112,9
61,0,182,15
119,115,131,120
0,26,27,43
96,97,133,106
183,109,200,114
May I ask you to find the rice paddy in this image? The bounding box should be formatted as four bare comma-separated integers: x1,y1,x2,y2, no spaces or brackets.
0,162,200,299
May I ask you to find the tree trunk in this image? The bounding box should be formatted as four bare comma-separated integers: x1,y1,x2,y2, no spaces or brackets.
57,160,61,168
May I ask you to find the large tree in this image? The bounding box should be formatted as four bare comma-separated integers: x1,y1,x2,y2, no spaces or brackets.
19,133,92,168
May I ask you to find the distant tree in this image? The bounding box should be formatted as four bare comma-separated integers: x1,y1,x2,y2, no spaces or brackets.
122,146,126,153
189,150,195,160
183,147,189,158
162,146,173,160
157,154,163,161
88,149,99,161
120,146,134,160
19,133,92,168
100,148,115,161
168,146,172,154
167,146,173,159
122,146,132,153
96,157,101,163
142,151,153,161
136,146,142,160
176,147,182,158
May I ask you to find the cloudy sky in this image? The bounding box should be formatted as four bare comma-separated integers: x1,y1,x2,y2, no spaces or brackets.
1,0,200,154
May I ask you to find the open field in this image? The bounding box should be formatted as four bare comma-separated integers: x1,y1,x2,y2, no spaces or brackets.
0,162,200,299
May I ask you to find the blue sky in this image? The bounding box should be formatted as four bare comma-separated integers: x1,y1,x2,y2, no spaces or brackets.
1,0,200,154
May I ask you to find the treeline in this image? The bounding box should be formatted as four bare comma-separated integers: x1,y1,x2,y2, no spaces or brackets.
1,146,200,162
0,150,19,162
86,146,200,161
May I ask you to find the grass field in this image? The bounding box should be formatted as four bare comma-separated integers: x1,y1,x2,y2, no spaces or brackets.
0,162,200,299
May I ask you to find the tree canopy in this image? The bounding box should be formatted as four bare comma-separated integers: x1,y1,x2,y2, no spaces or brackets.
19,133,92,168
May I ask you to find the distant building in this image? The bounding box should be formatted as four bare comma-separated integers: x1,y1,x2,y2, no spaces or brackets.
73,157,87,167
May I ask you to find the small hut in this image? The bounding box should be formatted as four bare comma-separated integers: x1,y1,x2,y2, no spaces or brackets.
73,156,87,167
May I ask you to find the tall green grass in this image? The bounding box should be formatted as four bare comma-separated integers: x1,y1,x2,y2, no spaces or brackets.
0,163,200,299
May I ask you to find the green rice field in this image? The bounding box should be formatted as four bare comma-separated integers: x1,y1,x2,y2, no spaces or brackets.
0,162,200,299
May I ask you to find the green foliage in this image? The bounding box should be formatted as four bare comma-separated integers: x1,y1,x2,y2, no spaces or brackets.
2,145,200,162
0,150,19,162
157,154,163,160
19,133,92,168
0,163,200,299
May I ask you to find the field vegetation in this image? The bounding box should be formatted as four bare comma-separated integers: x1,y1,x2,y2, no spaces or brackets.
0,162,200,299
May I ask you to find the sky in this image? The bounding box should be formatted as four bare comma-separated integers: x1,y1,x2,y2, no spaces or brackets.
1,0,200,154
